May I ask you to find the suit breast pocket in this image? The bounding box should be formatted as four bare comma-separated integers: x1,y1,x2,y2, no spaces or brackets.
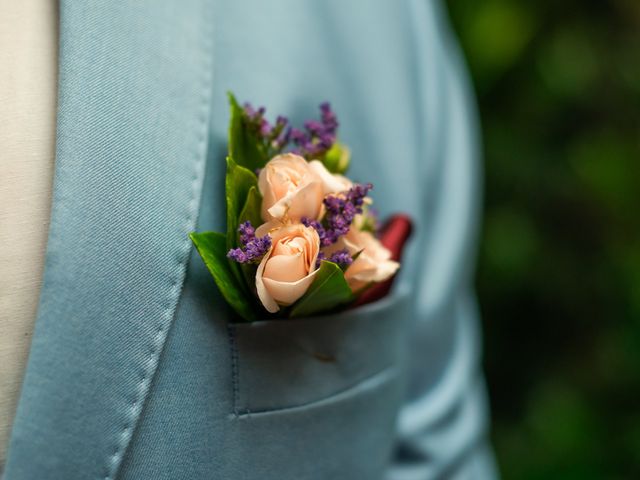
227,286,411,415
222,286,412,479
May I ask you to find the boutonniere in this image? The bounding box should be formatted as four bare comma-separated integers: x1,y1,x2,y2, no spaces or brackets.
190,93,412,322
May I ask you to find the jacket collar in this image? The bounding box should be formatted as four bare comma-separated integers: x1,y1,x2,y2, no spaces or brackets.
5,1,213,477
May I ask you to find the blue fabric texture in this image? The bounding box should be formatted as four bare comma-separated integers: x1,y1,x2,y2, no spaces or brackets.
4,0,498,479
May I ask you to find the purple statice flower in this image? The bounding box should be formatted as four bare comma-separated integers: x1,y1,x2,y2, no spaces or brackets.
289,102,339,159
227,248,249,263
314,249,353,268
241,100,337,159
301,217,328,245
238,220,255,245
303,182,373,247
323,183,372,244
243,103,272,139
227,221,271,264
320,102,337,126
289,127,307,144
327,249,353,266
303,120,323,135
243,103,291,155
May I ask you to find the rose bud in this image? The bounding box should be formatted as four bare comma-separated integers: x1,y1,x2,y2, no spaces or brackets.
324,219,400,292
258,154,324,223
352,214,413,306
255,223,321,313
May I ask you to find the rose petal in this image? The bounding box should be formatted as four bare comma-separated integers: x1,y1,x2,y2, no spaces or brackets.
309,160,352,194
262,270,318,306
348,258,399,283
259,154,324,222
263,253,307,283
256,248,280,313
267,180,323,222
333,228,400,292
255,223,320,312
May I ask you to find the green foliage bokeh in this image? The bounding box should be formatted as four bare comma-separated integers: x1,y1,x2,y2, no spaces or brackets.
447,0,640,477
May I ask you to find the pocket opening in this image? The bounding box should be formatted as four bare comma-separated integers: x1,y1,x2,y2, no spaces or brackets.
227,286,411,414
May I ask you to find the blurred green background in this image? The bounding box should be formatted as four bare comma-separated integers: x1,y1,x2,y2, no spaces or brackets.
447,0,640,478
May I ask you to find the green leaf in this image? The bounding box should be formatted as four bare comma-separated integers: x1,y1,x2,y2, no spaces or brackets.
237,186,263,237
289,261,354,318
228,92,268,171
190,231,256,322
225,156,258,248
322,141,350,174
237,186,263,293
225,156,258,288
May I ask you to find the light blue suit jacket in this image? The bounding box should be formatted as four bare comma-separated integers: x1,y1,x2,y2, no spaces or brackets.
4,1,497,478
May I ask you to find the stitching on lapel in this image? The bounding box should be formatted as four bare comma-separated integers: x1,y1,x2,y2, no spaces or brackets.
101,9,214,480
227,325,241,417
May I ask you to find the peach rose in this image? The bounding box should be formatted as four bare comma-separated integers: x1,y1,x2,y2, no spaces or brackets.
309,160,352,195
255,223,321,313
258,154,324,223
327,225,399,292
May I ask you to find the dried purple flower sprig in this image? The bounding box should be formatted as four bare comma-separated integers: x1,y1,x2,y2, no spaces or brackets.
290,102,338,158
242,102,338,160
227,221,271,264
302,183,372,247
243,104,290,153
315,249,353,269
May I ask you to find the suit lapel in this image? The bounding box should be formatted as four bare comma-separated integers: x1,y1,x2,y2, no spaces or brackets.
4,1,213,478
